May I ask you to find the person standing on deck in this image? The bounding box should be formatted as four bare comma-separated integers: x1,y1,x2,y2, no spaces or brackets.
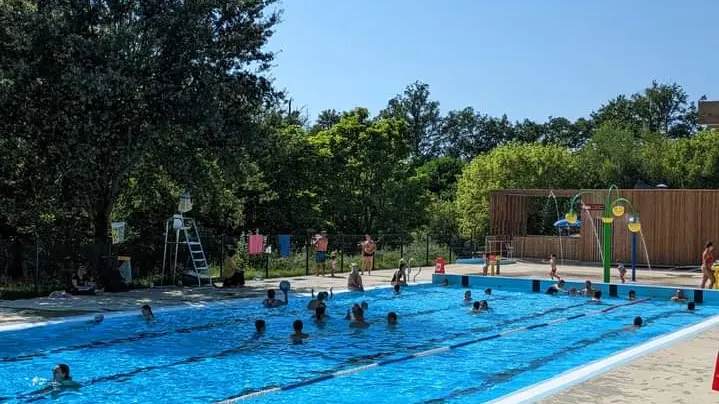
312,231,329,276
548,254,559,280
700,241,715,289
360,234,376,276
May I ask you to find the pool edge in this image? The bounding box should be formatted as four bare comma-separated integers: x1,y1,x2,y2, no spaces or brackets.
485,312,719,404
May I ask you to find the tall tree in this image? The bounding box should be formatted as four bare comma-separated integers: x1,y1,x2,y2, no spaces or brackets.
0,1,280,250
381,81,442,157
592,81,699,138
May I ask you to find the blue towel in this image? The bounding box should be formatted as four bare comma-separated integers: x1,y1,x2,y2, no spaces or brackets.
278,235,291,258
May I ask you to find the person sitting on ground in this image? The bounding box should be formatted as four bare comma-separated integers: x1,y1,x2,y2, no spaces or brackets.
69,266,96,296
141,304,154,320
387,312,398,326
671,289,687,302
263,289,288,308
347,264,364,292
581,280,594,297
440,278,449,287
391,261,408,286
628,290,637,301
545,279,566,295
307,288,333,310
290,319,309,343
221,249,244,288
350,307,370,328
393,284,401,295
464,290,473,303
312,305,329,325
688,302,696,311
484,288,492,295
592,290,602,302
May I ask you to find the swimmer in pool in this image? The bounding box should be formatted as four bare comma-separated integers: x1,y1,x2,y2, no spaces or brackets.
464,290,472,303
92,314,104,324
349,307,370,329
628,290,636,301
387,312,398,326
263,289,288,308
313,305,329,324
592,290,602,302
671,289,687,302
471,300,489,313
688,302,696,311
307,290,330,310
345,303,360,320
581,280,594,297
393,284,401,295
290,320,309,343
484,288,492,295
545,280,566,295
253,319,266,338
141,304,154,320
630,316,643,330
31,364,81,396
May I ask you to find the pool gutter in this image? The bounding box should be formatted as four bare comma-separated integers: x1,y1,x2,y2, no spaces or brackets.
487,312,719,404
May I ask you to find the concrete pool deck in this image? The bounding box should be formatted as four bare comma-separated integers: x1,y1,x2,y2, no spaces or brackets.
1,260,717,402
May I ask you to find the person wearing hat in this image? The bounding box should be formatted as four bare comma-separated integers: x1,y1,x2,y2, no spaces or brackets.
347,264,364,291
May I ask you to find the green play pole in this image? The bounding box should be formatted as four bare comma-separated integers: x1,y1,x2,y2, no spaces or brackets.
602,221,612,283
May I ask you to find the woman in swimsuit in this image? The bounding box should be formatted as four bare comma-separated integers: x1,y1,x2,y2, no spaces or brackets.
701,241,715,289
361,235,376,276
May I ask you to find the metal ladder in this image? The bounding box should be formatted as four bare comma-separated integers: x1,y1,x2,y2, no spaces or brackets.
179,215,210,286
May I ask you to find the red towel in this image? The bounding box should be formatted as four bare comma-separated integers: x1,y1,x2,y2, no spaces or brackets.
248,235,265,255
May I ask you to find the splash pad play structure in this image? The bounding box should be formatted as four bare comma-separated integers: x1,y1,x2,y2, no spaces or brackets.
487,187,719,278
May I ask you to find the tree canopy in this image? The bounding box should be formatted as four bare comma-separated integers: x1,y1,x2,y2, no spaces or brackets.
0,1,716,277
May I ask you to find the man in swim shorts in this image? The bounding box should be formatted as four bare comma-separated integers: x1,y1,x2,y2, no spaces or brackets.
312,231,329,276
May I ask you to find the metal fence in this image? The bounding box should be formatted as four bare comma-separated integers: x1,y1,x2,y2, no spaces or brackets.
0,231,486,297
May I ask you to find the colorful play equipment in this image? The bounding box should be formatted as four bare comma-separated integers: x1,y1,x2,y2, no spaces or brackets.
434,257,446,274
565,185,642,283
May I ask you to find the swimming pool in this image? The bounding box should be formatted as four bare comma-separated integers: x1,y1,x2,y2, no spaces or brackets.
0,283,717,404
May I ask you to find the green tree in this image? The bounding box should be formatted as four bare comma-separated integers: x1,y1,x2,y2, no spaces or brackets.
455,143,581,236
0,1,280,250
579,122,641,188
441,108,514,160
381,81,442,157
308,108,426,235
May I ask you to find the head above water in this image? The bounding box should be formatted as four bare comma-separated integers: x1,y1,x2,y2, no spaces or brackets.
354,307,365,320
688,302,696,311
53,364,71,380
473,301,481,310
387,311,398,324
594,290,602,299
558,280,566,287
141,304,153,318
484,288,492,295
255,319,266,332
633,316,643,327
293,319,304,332
267,289,276,299
464,290,472,299
479,300,488,310
94,314,104,323
585,280,592,288
628,290,636,298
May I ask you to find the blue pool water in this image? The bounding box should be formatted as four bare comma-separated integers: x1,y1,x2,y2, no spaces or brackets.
0,284,717,404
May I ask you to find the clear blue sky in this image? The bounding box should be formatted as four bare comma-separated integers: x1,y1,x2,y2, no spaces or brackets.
268,0,719,123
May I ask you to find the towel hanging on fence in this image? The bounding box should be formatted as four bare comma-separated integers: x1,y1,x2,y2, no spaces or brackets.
278,235,291,258
248,235,265,255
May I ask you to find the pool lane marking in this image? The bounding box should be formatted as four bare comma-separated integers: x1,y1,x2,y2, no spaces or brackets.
487,309,719,404
212,298,651,404
0,300,600,403
420,307,689,404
